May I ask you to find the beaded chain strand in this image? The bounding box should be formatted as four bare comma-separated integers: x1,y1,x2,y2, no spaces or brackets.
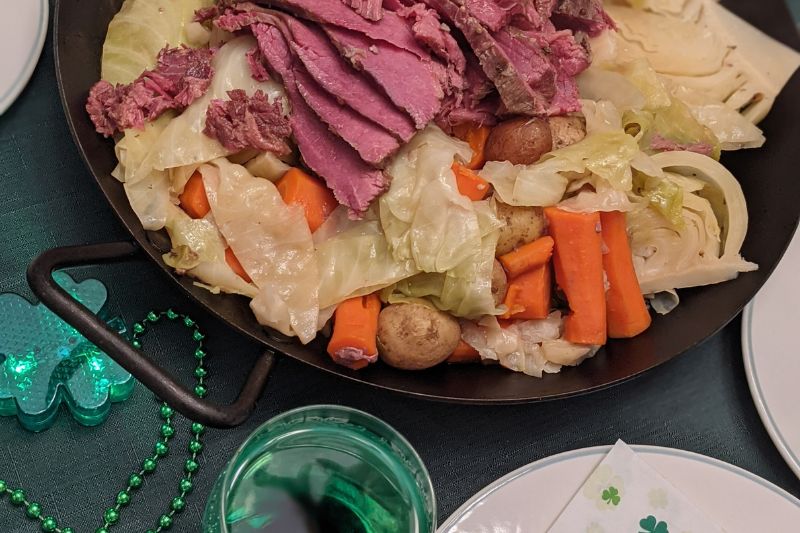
0,309,209,533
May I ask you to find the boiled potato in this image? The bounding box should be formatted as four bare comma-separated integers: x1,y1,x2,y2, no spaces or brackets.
484,117,553,165
494,201,546,255
548,116,586,150
491,260,508,306
377,303,461,370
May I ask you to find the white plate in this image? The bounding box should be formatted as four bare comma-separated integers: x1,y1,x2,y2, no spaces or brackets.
439,445,800,532
0,0,48,115
743,229,800,480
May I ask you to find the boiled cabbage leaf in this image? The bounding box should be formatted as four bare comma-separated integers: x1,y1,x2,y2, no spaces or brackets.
112,113,174,230
201,158,319,343
161,204,258,297
380,126,484,273
385,200,503,319
315,206,419,309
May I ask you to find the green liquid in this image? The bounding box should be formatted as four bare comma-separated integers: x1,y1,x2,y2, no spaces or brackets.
222,425,428,533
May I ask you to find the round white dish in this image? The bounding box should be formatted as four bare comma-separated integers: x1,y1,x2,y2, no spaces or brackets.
743,229,800,480
439,444,800,532
0,0,48,115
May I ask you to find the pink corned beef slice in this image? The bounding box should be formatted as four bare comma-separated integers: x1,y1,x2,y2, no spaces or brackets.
342,0,384,21
87,46,214,136
203,89,292,154
252,23,388,216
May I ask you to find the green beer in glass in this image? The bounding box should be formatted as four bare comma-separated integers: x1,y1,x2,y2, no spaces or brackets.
203,405,436,532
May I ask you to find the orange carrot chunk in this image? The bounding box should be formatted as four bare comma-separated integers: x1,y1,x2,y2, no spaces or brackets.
452,162,491,201
453,122,492,169
498,236,555,278
327,294,382,370
544,207,607,345
225,248,252,283
500,263,552,320
276,167,338,233
600,211,652,338
447,340,481,364
179,171,211,219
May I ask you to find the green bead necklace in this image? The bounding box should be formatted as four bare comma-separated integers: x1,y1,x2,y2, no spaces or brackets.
0,309,209,533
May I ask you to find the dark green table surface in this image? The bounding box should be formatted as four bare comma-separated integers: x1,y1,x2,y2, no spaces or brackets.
1,4,800,532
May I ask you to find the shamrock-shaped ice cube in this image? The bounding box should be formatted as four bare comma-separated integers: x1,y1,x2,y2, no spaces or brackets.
0,272,134,431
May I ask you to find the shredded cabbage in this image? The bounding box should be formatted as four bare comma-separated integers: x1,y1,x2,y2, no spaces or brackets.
152,37,287,172
380,126,485,273
201,159,320,343
315,207,419,309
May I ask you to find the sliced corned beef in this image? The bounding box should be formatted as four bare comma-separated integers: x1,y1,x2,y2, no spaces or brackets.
462,0,511,31
249,0,429,58
204,89,292,154
342,0,384,21
551,0,614,37
86,46,214,136
282,17,416,142
252,23,387,215
493,27,555,102
396,3,464,72
293,67,400,165
421,0,548,115
324,25,445,128
436,51,496,130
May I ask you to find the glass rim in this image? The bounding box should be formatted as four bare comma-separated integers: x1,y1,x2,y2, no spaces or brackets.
217,404,437,532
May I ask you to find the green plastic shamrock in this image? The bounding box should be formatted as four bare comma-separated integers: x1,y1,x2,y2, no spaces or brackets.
639,515,669,533
601,486,621,506
0,272,134,431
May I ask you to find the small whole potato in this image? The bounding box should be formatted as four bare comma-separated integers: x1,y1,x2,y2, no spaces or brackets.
377,303,461,370
495,201,546,256
491,260,508,306
548,116,587,150
484,117,553,165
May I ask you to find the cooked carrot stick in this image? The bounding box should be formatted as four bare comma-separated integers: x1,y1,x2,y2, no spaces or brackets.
453,122,492,169
327,294,382,370
498,236,554,278
276,167,338,233
447,340,480,364
500,263,552,320
179,171,211,219
225,248,252,283
544,207,607,345
451,162,491,201
600,211,652,338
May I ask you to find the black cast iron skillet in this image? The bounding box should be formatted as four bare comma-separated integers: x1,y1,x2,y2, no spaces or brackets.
35,0,800,427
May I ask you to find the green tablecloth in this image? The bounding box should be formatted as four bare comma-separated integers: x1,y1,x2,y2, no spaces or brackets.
1,5,799,533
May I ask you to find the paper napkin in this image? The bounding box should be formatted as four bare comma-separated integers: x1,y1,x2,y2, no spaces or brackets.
547,440,725,533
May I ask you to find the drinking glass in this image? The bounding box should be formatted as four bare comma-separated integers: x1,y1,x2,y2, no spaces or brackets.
203,404,436,532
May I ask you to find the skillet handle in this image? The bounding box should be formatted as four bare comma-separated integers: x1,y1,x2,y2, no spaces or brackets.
26,241,274,428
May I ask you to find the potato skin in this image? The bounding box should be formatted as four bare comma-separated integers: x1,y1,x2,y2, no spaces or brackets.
548,116,586,150
491,260,508,306
494,201,546,256
484,117,553,165
377,303,461,370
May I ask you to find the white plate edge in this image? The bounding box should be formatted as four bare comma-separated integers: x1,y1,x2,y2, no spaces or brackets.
742,302,800,481
0,0,49,115
437,444,800,532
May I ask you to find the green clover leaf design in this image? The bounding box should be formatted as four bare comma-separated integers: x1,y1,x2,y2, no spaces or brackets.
639,515,669,533
601,486,621,506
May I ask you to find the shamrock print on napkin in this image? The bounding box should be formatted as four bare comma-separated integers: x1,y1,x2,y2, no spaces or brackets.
547,440,725,533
